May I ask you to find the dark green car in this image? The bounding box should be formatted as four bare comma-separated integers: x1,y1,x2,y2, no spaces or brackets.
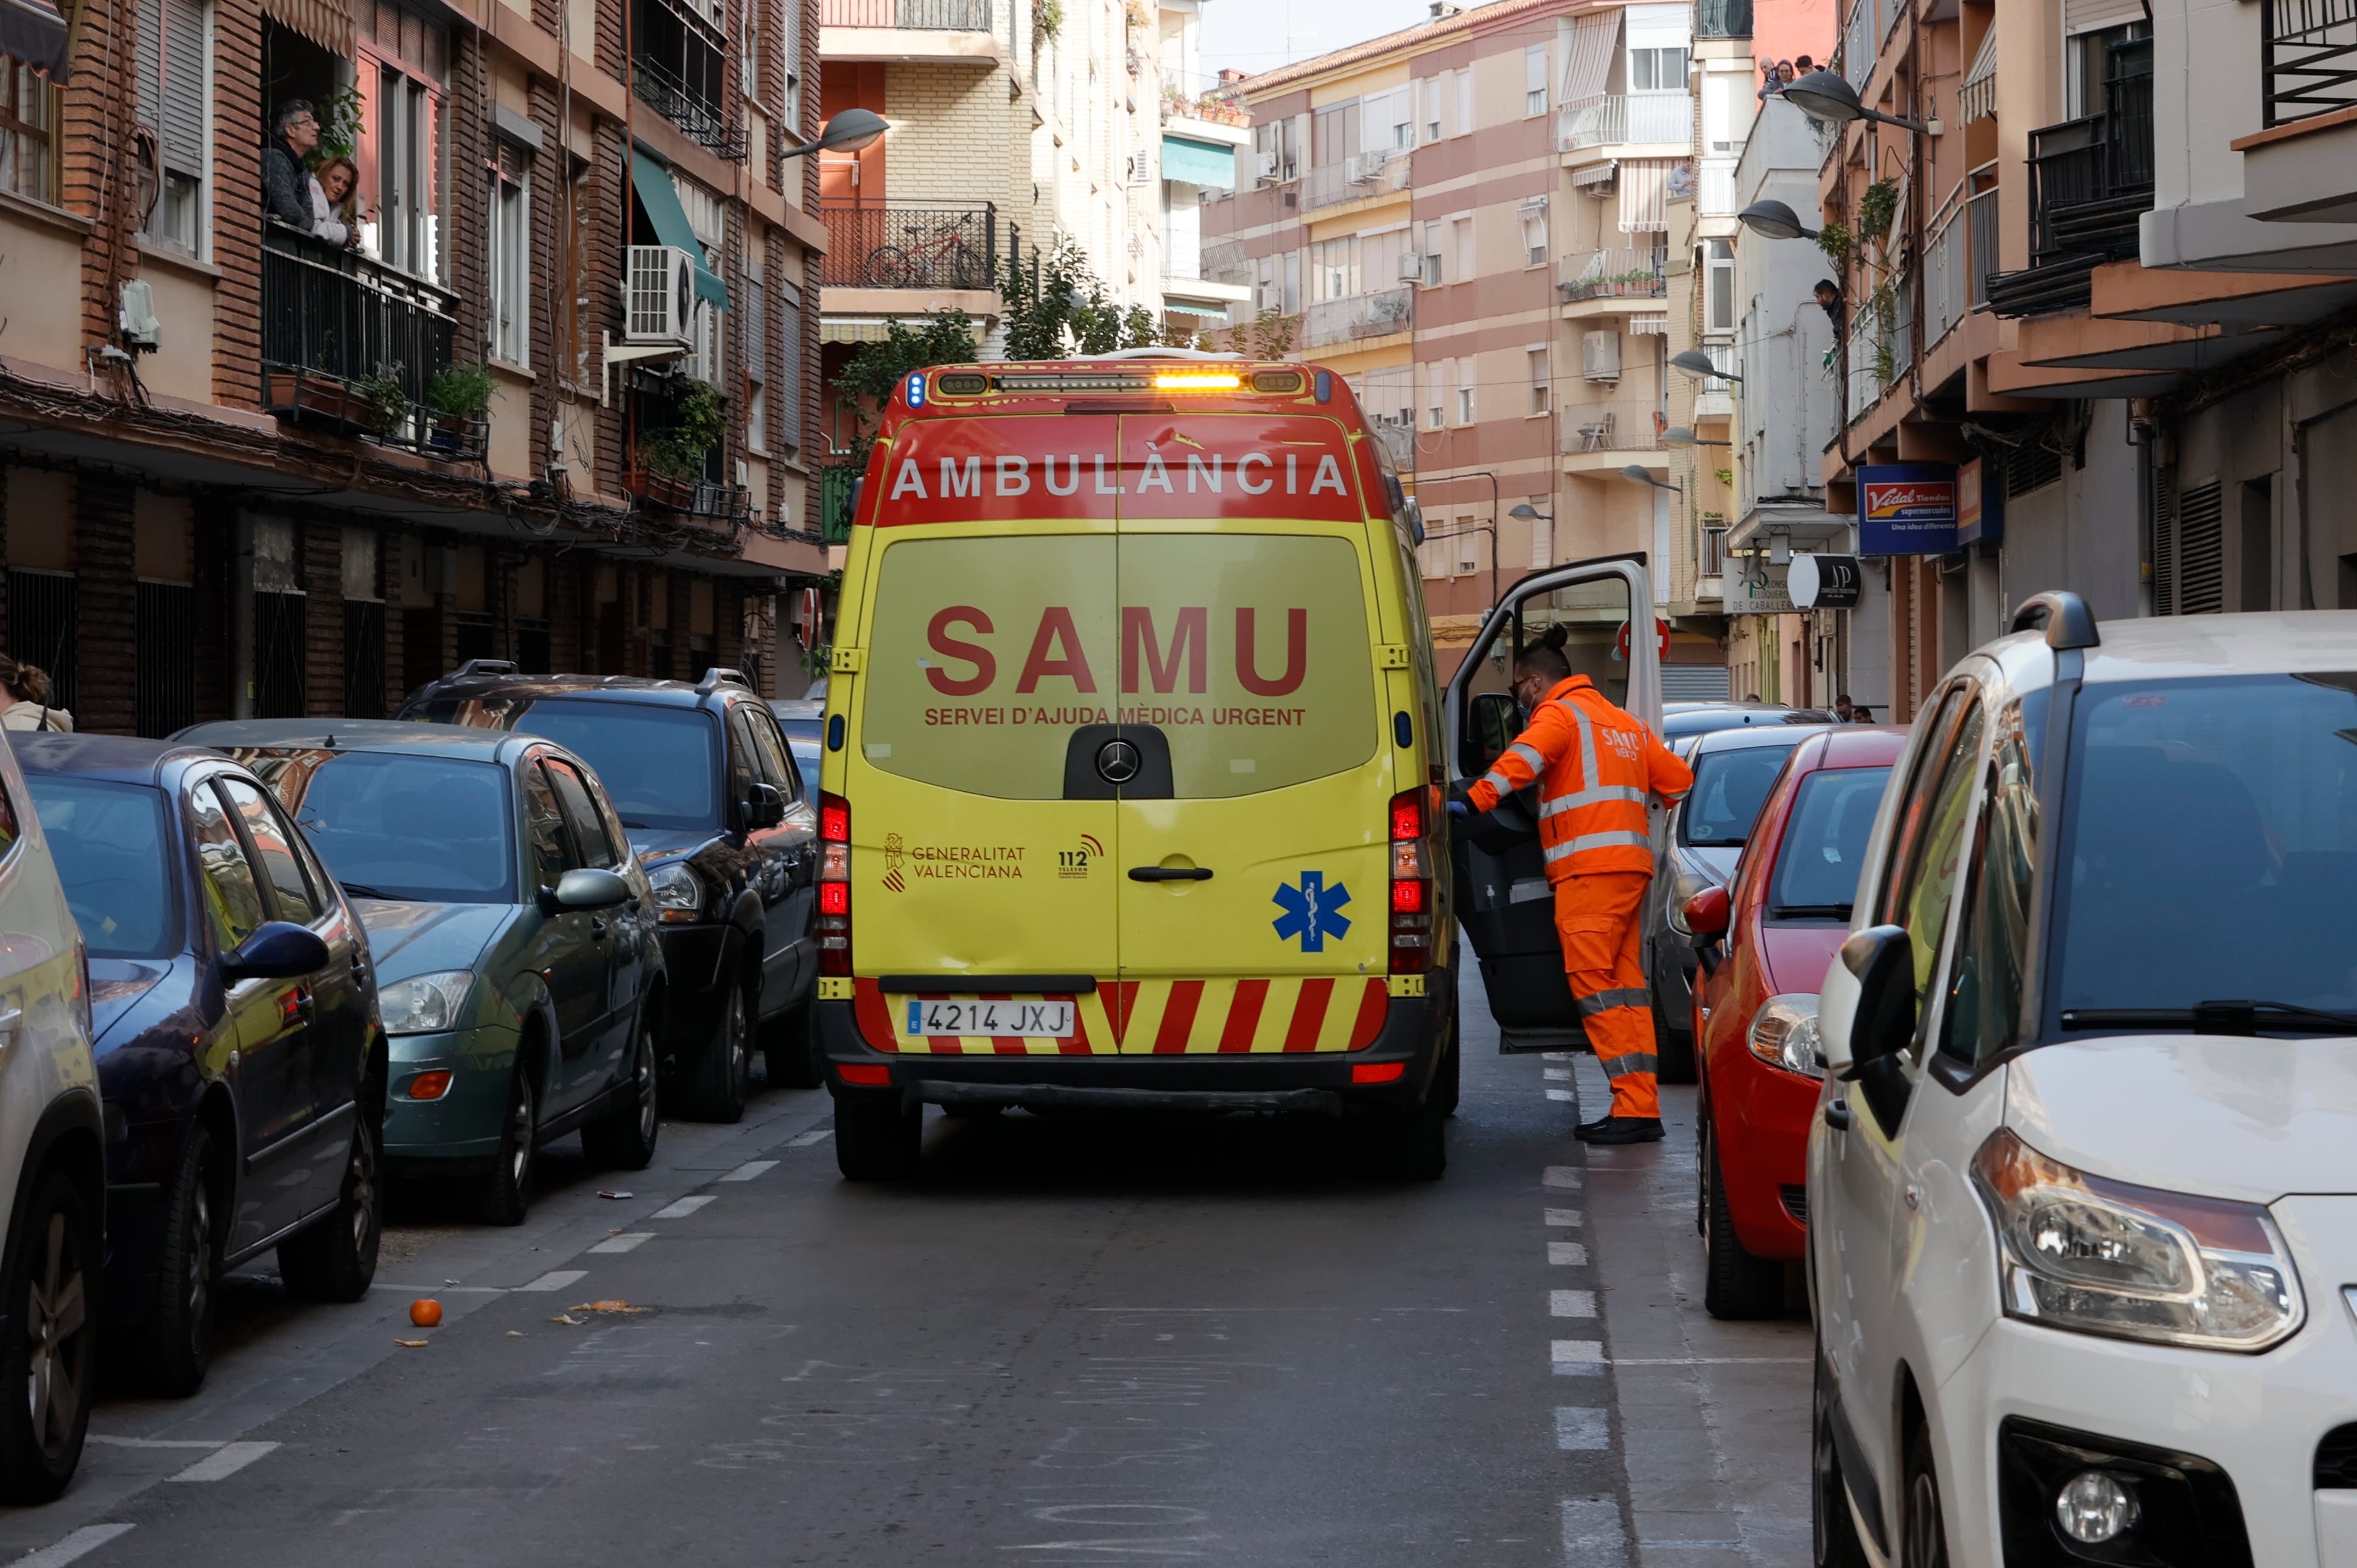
175,721,666,1223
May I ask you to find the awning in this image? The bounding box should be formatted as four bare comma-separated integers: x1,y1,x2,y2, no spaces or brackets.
1629,314,1669,334
631,152,727,310
0,0,69,79
821,316,986,345
1163,301,1233,318
1619,158,1673,233
1571,160,1618,188
261,0,350,57
1161,135,1235,189
1561,10,1619,102
2064,0,2142,34
1957,27,1997,125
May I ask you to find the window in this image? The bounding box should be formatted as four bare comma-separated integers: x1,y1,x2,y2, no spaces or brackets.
777,279,804,454
1525,43,1549,115
1630,45,1688,91
1528,348,1550,415
376,65,439,277
487,140,531,365
285,751,517,903
188,781,268,948
136,0,210,256
780,0,802,128
216,776,323,924
1457,68,1473,135
1426,361,1444,429
1767,765,1896,920
544,758,617,867
1252,115,1298,181
744,249,768,453
1941,692,2047,1062
1704,237,1734,334
1519,198,1548,266
744,705,800,801
1421,220,1442,287
1455,518,1479,574
1455,358,1474,425
1879,687,1986,1029
2,55,57,203
29,778,177,960
1283,247,1302,315
1311,235,1359,301
740,0,758,96
1423,72,1445,142
1452,215,1473,282
522,760,570,889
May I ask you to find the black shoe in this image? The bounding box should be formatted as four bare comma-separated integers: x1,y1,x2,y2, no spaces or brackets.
1576,1113,1616,1136
1575,1117,1665,1145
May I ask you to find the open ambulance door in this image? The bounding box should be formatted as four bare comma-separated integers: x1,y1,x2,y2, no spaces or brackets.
1441,555,1661,1052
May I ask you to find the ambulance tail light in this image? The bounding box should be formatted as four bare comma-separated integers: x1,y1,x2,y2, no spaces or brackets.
1389,786,1434,974
819,791,852,978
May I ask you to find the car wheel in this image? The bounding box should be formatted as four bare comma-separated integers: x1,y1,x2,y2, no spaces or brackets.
1432,990,1462,1119
278,1094,383,1303
681,978,754,1124
1701,1125,1784,1319
583,1010,662,1170
135,1124,219,1397
834,1095,921,1181
1902,1421,1949,1568
762,998,823,1090
478,1065,538,1227
0,1169,96,1503
1653,970,1698,1085
1812,1346,1871,1568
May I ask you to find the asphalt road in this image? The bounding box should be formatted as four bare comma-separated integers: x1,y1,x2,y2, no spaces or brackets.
0,982,1813,1567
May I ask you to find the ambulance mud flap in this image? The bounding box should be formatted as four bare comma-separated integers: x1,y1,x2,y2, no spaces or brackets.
919,1082,1343,1116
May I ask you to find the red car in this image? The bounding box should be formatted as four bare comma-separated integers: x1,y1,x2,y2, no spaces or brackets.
1680,727,1905,1319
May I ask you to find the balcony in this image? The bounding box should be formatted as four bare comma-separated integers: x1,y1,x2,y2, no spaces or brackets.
816,203,1001,290
1300,149,1412,212
259,225,482,463
821,0,990,23
1558,94,1692,154
1369,418,1415,472
1557,248,1667,306
1560,399,1667,458
2263,0,2357,125
1986,77,2152,317
1697,0,1751,37
1301,285,1413,349
633,0,743,160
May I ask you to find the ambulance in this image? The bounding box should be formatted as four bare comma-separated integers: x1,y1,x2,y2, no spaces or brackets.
812,351,1459,1179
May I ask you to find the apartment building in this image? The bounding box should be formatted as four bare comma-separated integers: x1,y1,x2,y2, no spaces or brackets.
0,0,827,730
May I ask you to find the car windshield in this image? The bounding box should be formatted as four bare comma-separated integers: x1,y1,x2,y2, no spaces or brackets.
2056,674,2357,1018
1681,744,1805,847
26,777,178,959
482,700,718,831
1767,766,1891,919
280,752,516,904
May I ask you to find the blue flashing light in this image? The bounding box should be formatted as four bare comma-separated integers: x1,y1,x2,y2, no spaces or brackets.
906,373,926,408
1314,371,1332,402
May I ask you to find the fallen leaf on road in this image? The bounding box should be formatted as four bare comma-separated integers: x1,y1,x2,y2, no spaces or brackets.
570,1300,648,1314
550,1314,584,1325
395,1339,429,1348
507,1331,524,1337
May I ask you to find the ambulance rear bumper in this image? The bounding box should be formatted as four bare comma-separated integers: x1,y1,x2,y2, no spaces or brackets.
817,970,1454,1113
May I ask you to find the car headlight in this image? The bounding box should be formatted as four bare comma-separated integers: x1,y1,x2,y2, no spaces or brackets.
377,971,476,1036
1971,1128,2303,1352
1746,993,1822,1077
646,859,704,925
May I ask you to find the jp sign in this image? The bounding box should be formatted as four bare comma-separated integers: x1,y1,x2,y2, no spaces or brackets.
1857,464,1958,555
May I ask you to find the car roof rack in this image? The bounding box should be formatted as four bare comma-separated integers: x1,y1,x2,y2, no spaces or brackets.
2009,590,2100,651
450,659,520,679
697,667,751,694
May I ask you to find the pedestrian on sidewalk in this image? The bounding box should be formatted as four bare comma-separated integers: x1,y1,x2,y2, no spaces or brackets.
0,658,71,732
1448,625,1690,1144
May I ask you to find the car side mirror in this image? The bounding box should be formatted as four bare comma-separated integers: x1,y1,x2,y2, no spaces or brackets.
222,920,330,982
1837,923,1918,1129
743,781,786,830
1466,690,1519,773
1681,885,1730,938
539,867,631,915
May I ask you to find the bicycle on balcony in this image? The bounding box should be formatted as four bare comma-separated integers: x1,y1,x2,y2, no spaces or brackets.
866,212,987,290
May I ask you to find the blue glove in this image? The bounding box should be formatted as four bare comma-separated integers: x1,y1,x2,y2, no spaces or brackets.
1446,800,1471,821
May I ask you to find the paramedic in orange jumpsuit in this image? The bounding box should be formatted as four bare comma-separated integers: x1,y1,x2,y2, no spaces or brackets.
1449,634,1693,1144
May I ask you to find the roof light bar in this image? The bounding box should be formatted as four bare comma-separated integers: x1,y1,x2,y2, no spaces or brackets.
990,373,1158,393
1152,372,1243,390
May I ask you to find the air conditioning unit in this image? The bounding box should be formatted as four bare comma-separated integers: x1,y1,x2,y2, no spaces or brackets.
117,279,161,351
623,245,697,348
1395,251,1427,282
1256,150,1280,180
1581,328,1621,381
1126,152,1153,184
1346,149,1389,184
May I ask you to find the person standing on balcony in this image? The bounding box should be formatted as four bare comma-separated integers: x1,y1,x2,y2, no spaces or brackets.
310,156,363,250
264,101,320,232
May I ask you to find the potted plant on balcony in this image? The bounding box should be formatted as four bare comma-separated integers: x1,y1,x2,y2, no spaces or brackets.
424,362,494,459
353,363,413,438
629,380,724,511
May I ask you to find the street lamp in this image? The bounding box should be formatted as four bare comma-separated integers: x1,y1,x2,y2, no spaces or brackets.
781,108,891,159
1662,426,1731,448
1670,349,1740,383
1735,198,1818,240
1622,465,1683,492
1782,70,1939,135
1506,502,1552,521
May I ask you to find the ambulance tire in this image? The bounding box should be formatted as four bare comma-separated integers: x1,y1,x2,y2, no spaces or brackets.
835,1096,922,1181
1369,1100,1446,1181
1432,1027,1460,1119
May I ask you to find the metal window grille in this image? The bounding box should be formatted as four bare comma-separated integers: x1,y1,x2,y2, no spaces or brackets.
2007,439,2063,497
2151,466,2177,616
254,592,306,718
135,581,194,737
455,612,496,665
2175,480,2225,614
342,600,386,718
6,570,75,715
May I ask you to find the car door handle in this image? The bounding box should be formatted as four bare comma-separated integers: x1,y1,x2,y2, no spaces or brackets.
590,920,609,939
1128,867,1213,882
1824,1098,1852,1132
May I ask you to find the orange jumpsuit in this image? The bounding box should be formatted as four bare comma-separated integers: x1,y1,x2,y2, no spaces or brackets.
1465,676,1693,1117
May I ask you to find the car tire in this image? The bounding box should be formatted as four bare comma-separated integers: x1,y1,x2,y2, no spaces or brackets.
1430,987,1462,1119
834,1095,921,1181
762,998,823,1090
1701,1125,1784,1319
135,1124,220,1397
278,1096,383,1303
583,1010,661,1170
1812,1346,1871,1568
680,977,754,1124
1654,970,1698,1085
0,1169,96,1504
478,1065,538,1227
1902,1419,1949,1568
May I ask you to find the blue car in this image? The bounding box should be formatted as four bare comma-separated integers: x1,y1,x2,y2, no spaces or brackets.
15,735,382,1398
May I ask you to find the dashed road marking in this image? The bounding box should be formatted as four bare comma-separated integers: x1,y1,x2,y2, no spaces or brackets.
15,1525,136,1566
651,1195,715,1219
588,1233,655,1254
720,1160,778,1182
86,1437,222,1449
1543,1167,1581,1189
785,1129,833,1147
169,1442,279,1482
1548,1242,1588,1266
1553,1407,1609,1451
516,1269,589,1293
1612,1356,1811,1365
1545,1208,1583,1227
1546,1089,1577,1101
1560,1497,1630,1566
1550,1290,1597,1318
1551,1339,1606,1365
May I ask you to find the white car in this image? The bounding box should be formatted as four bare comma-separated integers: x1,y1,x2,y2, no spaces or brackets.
0,728,105,1501
1809,593,2357,1568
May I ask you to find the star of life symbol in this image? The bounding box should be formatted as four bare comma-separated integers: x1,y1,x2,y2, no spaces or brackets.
1272,871,1351,952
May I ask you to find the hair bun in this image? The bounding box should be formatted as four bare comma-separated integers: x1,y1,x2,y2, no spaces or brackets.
1540,623,1571,652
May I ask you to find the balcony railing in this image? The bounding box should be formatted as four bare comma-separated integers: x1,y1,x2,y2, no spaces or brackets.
2264,0,2357,125
1560,400,1666,453
816,202,1001,289
259,225,480,461
820,460,862,542
821,0,992,23
1302,285,1413,348
1967,167,1999,309
1987,76,2152,316
1300,149,1412,212
1698,156,1739,217
634,54,744,161
1368,418,1415,472
1843,0,1874,88
1697,0,1751,37
1200,238,1251,288
1924,197,1968,351
1557,247,1668,303
632,0,742,160
1557,94,1693,152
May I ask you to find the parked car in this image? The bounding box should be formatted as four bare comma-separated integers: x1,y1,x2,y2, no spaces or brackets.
1810,595,2357,1568
1662,702,1834,761
1678,726,1902,1318
769,696,824,749
398,665,820,1117
1644,723,1833,1082
178,722,664,1223
15,735,382,1402
0,732,107,1499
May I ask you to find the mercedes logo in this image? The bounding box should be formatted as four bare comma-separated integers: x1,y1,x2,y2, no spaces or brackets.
1095,738,1142,784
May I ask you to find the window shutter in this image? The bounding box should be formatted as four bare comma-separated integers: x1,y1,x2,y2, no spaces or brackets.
2151,465,2176,616
1525,44,1546,93
744,256,767,385
1456,71,1472,135
777,280,804,453
136,0,163,139
161,0,205,173
2175,479,2224,614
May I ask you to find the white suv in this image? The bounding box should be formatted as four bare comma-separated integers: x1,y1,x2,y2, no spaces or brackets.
0,730,103,1502
1809,593,2357,1568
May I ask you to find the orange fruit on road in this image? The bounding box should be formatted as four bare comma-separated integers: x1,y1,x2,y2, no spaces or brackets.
409,1299,443,1328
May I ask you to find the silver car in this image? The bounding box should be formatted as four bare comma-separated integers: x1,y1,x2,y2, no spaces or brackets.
1645,722,1833,1080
